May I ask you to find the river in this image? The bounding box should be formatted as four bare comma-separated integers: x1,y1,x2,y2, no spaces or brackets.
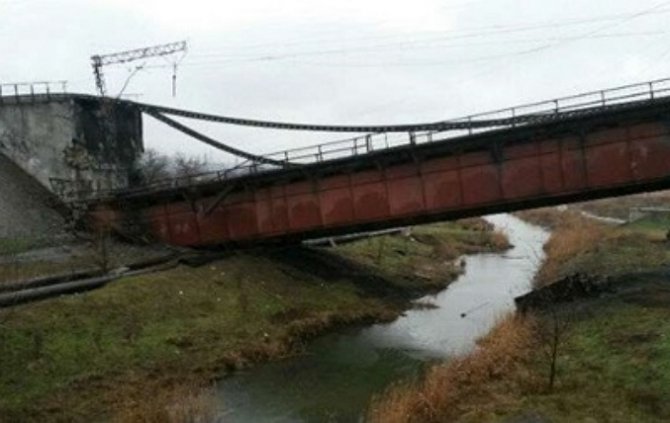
217,214,549,422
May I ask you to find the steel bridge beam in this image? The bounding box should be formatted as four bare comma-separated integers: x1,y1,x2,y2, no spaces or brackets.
88,100,670,247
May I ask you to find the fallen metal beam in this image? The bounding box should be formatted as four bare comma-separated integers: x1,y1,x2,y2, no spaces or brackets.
145,110,290,167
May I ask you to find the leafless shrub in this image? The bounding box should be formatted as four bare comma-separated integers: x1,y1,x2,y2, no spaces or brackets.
534,309,571,393
134,149,172,185
133,150,209,186
174,153,208,178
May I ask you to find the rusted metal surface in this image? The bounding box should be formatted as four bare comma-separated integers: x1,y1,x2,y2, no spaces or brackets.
78,78,670,199
88,100,670,247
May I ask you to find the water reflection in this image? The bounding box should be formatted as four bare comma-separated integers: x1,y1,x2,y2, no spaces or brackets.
218,214,549,422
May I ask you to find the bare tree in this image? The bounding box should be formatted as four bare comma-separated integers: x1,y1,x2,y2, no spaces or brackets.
535,309,571,392
133,149,211,190
173,153,208,178
134,149,172,185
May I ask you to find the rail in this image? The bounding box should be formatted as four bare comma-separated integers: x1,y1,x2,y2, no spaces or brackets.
80,77,670,201
0,81,68,102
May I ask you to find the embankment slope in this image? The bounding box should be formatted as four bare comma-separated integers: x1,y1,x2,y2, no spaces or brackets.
0,152,64,240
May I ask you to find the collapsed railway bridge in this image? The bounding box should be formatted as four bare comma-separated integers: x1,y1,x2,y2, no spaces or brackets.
3,78,670,247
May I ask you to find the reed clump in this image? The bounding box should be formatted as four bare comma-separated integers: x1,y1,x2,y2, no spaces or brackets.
367,314,537,423
114,383,218,423
535,213,607,285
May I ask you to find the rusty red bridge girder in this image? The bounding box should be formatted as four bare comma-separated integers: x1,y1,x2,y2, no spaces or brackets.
88,88,670,248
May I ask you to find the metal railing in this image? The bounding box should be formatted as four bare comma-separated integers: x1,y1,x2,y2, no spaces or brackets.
86,77,670,200
0,81,68,102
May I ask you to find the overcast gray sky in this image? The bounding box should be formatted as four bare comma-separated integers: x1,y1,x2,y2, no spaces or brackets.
2,0,670,163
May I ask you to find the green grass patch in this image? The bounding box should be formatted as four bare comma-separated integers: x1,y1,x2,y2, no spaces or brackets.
515,300,670,422
627,214,670,238
0,252,396,420
503,208,670,422
0,237,41,256
336,220,508,285
0,219,507,421
557,232,670,278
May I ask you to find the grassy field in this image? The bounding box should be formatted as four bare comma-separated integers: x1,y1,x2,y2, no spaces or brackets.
517,208,670,285
573,191,670,220
370,297,670,423
627,212,670,238
336,219,509,289
0,240,171,285
517,299,670,422
369,206,670,422
0,219,506,422
515,210,670,421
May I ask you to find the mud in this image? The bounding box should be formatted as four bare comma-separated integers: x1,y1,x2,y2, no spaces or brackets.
515,273,610,312
515,266,670,312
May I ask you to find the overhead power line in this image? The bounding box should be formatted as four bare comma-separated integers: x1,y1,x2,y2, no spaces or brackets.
155,31,668,70
131,3,669,73
90,41,187,96
190,8,670,56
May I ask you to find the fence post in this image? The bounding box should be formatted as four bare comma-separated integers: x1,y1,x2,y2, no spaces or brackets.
649,82,655,100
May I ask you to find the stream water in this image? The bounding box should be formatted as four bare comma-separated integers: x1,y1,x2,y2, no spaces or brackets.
217,214,550,422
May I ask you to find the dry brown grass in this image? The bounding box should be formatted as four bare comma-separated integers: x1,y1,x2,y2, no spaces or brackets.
113,383,218,423
534,212,608,286
490,230,511,250
367,314,537,423
456,218,494,232
515,207,568,229
520,206,669,288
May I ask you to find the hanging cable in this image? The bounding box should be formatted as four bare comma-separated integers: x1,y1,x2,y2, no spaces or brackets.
144,110,291,167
